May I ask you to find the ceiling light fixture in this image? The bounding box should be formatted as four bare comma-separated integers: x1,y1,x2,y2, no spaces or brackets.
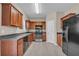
35,3,39,14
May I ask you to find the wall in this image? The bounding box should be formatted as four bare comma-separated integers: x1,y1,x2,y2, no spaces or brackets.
64,4,79,15
12,3,29,32
0,3,29,35
46,12,57,45
56,12,64,32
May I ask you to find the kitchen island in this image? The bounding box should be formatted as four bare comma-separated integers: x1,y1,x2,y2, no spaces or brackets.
0,32,33,56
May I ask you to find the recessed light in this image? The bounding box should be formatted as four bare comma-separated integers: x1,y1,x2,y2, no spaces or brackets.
35,3,39,14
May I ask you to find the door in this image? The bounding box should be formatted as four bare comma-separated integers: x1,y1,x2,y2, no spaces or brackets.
18,12,22,28
68,21,79,56
62,14,79,56
17,39,23,56
62,26,69,55
11,6,18,26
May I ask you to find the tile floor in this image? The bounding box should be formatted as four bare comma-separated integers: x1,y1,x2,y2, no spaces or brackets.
24,42,66,56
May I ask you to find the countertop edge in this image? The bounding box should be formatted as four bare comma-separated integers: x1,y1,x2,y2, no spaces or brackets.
0,33,32,40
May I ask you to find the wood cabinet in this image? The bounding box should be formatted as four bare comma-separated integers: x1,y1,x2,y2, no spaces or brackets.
0,40,1,56
28,33,33,44
26,20,30,30
25,20,46,41
1,39,23,56
61,13,75,21
57,33,62,47
1,40,17,56
32,32,35,41
11,6,18,26
2,3,23,28
26,20,46,30
42,32,46,41
17,12,23,28
17,39,23,56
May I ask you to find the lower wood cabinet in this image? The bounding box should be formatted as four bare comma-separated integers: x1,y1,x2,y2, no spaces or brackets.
32,32,35,41
28,33,33,45
1,40,17,56
1,39,23,56
57,33,62,47
42,32,46,41
0,40,1,56
17,39,23,56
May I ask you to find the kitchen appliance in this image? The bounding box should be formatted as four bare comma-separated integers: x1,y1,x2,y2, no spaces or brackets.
62,14,79,56
35,25,42,41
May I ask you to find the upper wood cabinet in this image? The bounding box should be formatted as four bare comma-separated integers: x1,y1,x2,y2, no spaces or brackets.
18,12,23,28
2,3,23,28
26,20,46,30
11,6,18,26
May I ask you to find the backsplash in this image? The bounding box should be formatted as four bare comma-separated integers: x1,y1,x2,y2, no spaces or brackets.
0,26,24,36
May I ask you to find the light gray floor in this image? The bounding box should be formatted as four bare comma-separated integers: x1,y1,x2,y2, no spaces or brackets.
24,42,66,56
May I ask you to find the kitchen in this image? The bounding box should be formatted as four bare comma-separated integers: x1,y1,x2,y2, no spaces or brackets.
0,3,79,56
0,3,46,56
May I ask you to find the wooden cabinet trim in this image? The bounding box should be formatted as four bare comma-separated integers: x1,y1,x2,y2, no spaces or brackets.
61,13,76,21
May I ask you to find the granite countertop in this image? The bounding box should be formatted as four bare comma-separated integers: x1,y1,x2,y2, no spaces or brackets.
0,32,32,40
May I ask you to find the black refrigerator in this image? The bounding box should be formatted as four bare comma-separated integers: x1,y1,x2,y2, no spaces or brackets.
62,14,79,56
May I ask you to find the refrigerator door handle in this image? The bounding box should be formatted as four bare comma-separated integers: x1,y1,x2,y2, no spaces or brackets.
64,26,69,42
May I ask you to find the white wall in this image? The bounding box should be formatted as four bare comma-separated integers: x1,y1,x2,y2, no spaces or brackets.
56,12,64,32
46,12,57,45
64,4,79,15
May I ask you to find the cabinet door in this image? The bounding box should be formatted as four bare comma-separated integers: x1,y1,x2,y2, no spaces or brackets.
11,6,18,26
18,12,23,28
28,34,32,45
0,40,1,56
32,32,35,41
42,32,46,41
26,20,30,30
2,4,11,26
57,34,62,47
17,39,23,56
1,40,17,56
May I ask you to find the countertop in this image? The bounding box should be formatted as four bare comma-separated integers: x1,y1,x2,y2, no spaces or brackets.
0,32,32,40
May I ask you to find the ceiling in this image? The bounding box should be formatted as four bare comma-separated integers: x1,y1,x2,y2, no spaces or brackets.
16,3,76,19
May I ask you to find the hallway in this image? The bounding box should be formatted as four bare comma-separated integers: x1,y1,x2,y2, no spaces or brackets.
24,42,66,56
